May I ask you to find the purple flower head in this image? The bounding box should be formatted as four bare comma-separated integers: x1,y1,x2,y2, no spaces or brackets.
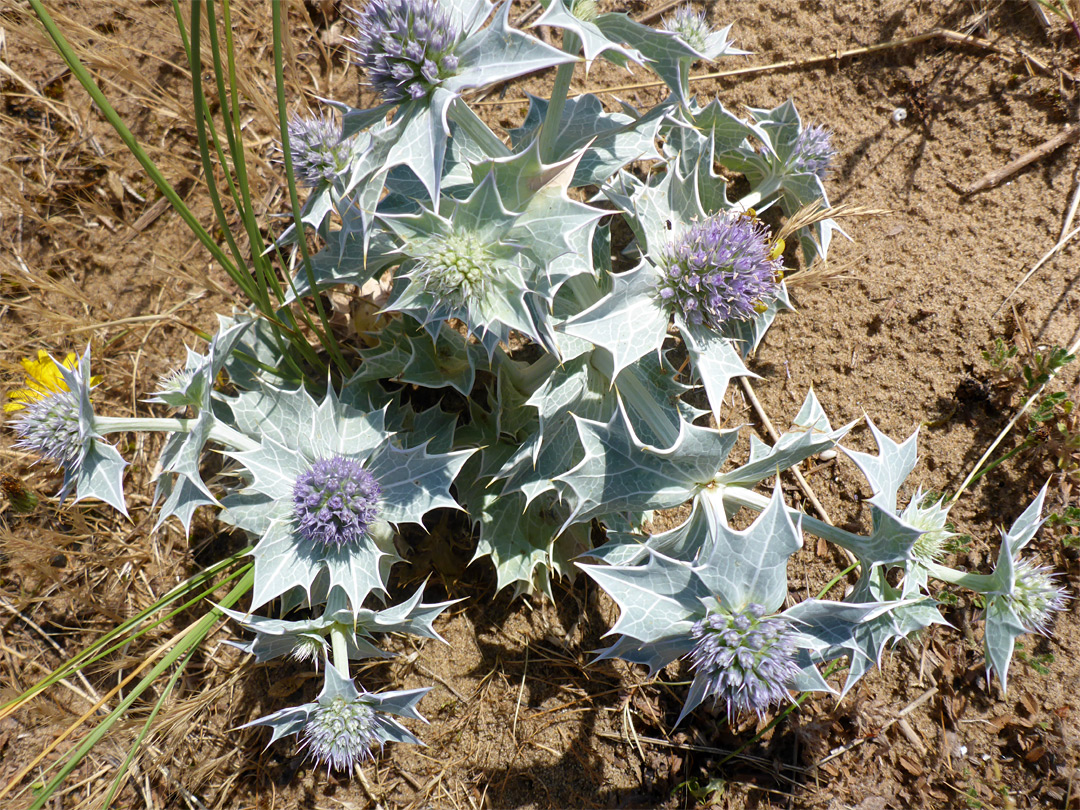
661,6,711,53
13,390,86,477
687,603,801,720
287,114,353,187
347,0,460,103
301,694,379,771
1008,558,1069,635
658,213,782,330
790,125,836,179
293,456,382,550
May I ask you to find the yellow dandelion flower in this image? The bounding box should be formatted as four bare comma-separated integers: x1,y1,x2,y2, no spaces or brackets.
4,351,102,413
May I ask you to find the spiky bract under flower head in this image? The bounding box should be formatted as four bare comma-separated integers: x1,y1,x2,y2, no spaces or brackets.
287,114,353,187
791,125,836,178
1008,558,1069,635
687,603,801,720
661,6,711,52
658,213,782,330
301,694,379,771
408,228,493,308
293,456,382,550
12,390,86,475
347,0,460,103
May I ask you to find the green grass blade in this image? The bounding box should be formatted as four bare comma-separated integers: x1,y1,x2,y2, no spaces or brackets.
100,644,194,809
1,552,250,714
26,568,255,810
271,0,351,377
26,0,241,284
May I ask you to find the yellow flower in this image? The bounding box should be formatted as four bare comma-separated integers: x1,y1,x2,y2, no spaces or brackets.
4,351,102,413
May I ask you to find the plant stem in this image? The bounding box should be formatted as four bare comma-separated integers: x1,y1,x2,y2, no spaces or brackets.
94,415,261,453
720,484,868,555
538,35,580,162
330,626,351,676
735,174,782,213
922,561,997,592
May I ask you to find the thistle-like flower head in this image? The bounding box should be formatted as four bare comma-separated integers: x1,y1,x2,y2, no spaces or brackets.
346,0,461,103
301,693,380,771
570,0,599,23
287,114,354,187
12,389,86,474
291,632,331,666
406,227,494,309
687,603,802,720
661,6,711,53
240,661,430,769
657,212,782,330
293,456,382,550
1006,558,1069,635
901,488,954,564
790,124,836,179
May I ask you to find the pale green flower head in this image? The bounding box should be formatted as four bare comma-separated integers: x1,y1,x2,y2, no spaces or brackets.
900,488,955,564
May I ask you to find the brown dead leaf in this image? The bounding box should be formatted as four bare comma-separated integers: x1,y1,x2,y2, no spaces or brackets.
898,755,924,777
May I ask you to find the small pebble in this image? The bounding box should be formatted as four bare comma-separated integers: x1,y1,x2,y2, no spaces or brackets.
818,449,838,461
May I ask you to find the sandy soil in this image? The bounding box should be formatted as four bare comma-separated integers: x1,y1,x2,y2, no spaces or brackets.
1,0,1079,808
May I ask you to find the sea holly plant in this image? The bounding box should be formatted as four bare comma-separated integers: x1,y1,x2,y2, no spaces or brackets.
7,0,1072,796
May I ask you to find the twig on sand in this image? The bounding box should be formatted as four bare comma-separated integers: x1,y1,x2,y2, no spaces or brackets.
996,221,1080,315
737,378,835,528
820,686,939,765
952,125,1080,196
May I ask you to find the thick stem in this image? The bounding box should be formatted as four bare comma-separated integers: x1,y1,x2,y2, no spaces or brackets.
538,36,579,162
719,484,868,555
94,415,261,453
922,561,997,593
735,173,782,213
329,626,351,676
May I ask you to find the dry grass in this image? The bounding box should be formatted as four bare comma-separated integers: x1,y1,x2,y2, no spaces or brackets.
0,1,350,806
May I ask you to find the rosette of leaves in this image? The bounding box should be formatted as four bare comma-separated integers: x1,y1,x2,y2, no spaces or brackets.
579,485,906,722
219,381,473,608
376,143,607,353
221,584,457,664
339,0,574,202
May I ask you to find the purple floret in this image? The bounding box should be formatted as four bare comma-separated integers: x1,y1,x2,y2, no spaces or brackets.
346,0,460,103
287,114,351,187
791,124,836,179
293,456,382,550
301,695,378,771
687,604,801,720
13,390,85,475
657,213,782,331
